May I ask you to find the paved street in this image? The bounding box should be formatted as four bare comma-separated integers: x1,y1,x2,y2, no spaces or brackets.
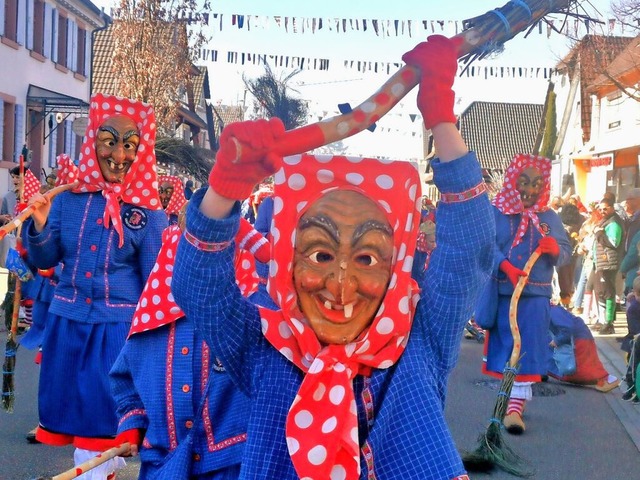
0,313,638,479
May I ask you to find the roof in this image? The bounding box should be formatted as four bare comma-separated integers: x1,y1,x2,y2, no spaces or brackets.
589,35,640,96
191,66,207,107
210,104,245,132
556,35,634,143
458,101,544,171
91,25,116,95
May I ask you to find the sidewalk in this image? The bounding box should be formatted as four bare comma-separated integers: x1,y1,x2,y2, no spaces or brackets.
593,310,640,453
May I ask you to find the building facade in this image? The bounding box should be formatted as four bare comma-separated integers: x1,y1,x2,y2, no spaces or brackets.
0,0,105,192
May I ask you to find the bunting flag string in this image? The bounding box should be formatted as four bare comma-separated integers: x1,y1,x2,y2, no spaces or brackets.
197,47,557,79
181,11,630,38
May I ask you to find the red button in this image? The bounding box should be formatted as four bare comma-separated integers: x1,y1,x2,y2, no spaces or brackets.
517,255,522,260
181,347,189,355
96,219,103,225
90,245,97,252
85,272,92,278
182,385,190,393
193,453,200,461
185,420,193,429
85,298,92,304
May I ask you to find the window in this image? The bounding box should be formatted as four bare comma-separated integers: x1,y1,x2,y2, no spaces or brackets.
32,0,45,55
55,119,66,157
76,27,86,74
2,101,16,163
56,13,67,66
4,0,19,42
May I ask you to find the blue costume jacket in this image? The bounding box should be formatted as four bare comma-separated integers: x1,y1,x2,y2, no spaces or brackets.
110,318,251,478
173,153,494,479
25,191,167,323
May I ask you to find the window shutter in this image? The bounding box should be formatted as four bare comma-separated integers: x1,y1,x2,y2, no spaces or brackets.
0,0,5,36
67,19,75,70
14,104,24,162
0,100,4,161
26,0,34,49
43,3,52,58
84,29,91,77
48,128,57,168
17,0,27,45
51,8,58,63
65,119,73,152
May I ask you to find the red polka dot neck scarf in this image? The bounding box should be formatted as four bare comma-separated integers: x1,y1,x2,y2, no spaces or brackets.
158,174,187,216
493,153,551,248
258,154,421,479
74,93,162,247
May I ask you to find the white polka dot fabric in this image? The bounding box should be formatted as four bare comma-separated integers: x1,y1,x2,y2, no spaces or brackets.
257,153,421,479
493,153,551,248
16,169,42,211
55,154,79,186
75,93,162,247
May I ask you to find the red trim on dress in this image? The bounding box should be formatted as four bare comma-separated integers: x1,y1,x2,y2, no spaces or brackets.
166,322,178,449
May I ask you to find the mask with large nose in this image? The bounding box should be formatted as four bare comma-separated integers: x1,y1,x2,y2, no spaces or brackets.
95,115,140,184
293,190,394,346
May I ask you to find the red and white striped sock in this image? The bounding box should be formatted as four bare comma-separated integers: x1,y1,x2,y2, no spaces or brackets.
506,398,526,416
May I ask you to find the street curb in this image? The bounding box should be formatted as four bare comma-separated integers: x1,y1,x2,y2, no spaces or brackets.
595,333,640,453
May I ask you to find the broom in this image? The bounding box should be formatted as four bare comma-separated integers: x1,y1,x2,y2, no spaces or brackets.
2,154,25,412
462,248,542,477
33,442,130,480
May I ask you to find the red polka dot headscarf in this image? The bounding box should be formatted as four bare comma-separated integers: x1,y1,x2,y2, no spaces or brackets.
54,154,79,186
258,154,421,480
493,153,551,248
75,93,162,247
158,174,187,216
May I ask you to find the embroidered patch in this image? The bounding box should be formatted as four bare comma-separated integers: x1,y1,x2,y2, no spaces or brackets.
123,207,148,230
212,357,226,372
540,223,550,235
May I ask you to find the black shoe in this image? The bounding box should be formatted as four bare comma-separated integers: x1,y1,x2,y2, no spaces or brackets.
622,387,636,401
599,323,615,335
26,429,40,444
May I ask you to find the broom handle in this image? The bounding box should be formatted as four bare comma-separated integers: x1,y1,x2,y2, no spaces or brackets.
50,443,130,480
231,0,573,159
0,182,78,241
508,247,542,367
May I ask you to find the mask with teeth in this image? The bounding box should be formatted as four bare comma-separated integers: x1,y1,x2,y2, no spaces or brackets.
95,116,140,184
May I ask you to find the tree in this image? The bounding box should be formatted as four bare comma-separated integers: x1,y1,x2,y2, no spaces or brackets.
110,0,209,134
243,64,309,130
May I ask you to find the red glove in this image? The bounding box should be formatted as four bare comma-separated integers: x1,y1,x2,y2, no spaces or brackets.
209,118,285,201
499,259,527,287
538,236,560,257
115,428,143,457
402,35,462,130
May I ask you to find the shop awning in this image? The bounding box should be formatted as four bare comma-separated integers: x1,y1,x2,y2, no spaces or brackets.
26,85,89,114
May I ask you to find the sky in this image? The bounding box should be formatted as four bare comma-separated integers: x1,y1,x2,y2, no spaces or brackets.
93,0,619,159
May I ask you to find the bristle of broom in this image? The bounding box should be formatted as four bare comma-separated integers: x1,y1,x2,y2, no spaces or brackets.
461,366,534,478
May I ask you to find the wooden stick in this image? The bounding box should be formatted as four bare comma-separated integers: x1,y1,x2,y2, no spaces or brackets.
508,248,542,367
36,443,130,480
0,182,78,241
232,0,574,159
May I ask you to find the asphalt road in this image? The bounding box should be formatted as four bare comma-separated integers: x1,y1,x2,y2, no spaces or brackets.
0,322,638,479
